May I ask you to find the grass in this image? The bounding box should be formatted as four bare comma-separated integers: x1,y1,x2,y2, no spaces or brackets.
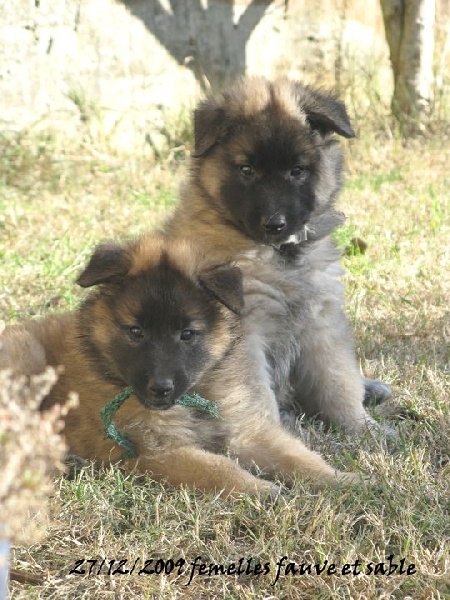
1,110,449,599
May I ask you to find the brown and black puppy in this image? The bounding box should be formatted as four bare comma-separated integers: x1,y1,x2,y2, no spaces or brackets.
167,76,391,435
0,235,361,495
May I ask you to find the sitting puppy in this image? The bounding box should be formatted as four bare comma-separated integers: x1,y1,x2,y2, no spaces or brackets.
167,76,392,434
0,235,363,496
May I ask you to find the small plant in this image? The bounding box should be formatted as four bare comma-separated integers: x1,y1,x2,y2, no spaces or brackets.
145,106,194,163
0,343,77,594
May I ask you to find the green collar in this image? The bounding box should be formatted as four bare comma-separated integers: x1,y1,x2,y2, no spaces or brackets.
100,387,220,459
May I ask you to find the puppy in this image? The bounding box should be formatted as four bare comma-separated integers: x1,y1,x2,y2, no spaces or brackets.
0,235,361,495
167,76,391,434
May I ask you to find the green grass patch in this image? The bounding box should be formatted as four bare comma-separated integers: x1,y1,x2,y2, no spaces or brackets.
2,127,449,599
346,167,403,192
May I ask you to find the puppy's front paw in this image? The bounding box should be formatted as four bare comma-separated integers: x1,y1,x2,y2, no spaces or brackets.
335,470,373,487
279,409,303,433
64,453,89,479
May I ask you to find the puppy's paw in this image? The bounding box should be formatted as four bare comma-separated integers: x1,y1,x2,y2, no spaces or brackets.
279,408,304,433
268,483,283,501
335,470,373,487
64,453,89,479
364,378,393,407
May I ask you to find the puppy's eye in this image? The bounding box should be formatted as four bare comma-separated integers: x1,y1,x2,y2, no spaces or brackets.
290,165,305,178
239,164,254,178
129,326,143,339
180,329,196,341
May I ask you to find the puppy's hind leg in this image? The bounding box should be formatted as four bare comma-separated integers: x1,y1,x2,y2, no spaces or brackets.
0,326,47,377
364,378,393,407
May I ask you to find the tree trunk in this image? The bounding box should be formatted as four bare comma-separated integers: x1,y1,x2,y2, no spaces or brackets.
123,0,272,91
380,0,435,125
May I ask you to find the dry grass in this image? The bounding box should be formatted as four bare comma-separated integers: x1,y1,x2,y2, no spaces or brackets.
1,108,449,599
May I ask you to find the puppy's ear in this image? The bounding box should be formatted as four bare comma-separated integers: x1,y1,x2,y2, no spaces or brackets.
294,84,355,139
192,101,228,157
199,265,244,315
76,243,131,288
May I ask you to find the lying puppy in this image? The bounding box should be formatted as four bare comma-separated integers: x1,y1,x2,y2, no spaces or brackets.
167,76,392,434
0,235,362,495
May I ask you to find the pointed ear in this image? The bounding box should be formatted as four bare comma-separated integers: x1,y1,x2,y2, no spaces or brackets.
76,242,131,288
192,101,228,157
294,84,356,139
199,265,244,315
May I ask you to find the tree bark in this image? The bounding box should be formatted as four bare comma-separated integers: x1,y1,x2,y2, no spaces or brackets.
380,0,435,124
123,0,273,91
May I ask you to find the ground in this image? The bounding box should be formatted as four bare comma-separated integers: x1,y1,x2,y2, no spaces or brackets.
0,114,449,598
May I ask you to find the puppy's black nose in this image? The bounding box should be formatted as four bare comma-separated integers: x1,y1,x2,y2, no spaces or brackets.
264,214,287,234
149,378,174,397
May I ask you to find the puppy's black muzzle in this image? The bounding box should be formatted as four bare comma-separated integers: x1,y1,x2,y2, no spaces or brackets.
261,210,311,246
149,377,174,397
141,377,177,410
263,214,287,236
